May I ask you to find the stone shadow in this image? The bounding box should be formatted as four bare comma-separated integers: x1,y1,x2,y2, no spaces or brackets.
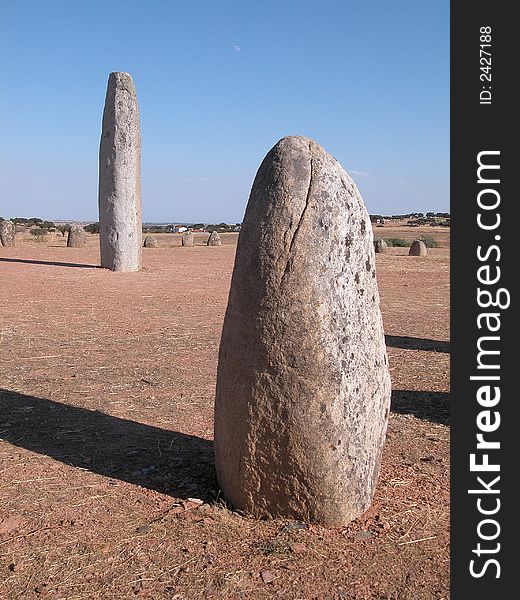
0,257,100,269
0,389,216,501
385,335,450,354
391,389,450,425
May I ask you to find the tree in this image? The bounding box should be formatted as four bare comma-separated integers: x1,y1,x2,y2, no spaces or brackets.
83,222,99,234
57,224,70,237
30,227,48,242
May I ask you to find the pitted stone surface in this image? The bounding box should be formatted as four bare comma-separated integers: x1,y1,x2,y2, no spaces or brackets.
98,72,142,272
182,231,194,247
374,238,387,253
0,220,15,247
143,236,158,248
409,240,427,256
207,231,221,246
67,225,86,248
214,136,391,526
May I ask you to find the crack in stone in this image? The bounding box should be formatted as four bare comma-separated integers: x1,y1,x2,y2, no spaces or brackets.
281,142,314,283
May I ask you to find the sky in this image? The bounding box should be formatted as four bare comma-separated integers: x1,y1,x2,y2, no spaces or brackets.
0,0,449,223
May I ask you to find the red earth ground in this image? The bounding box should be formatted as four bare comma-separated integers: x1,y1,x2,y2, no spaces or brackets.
1,228,449,599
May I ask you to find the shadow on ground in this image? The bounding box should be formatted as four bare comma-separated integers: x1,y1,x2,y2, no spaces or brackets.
390,389,450,425
0,389,216,501
385,335,450,354
0,257,99,269
1,387,449,499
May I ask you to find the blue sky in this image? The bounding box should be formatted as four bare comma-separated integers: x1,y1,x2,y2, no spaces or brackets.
0,1,449,223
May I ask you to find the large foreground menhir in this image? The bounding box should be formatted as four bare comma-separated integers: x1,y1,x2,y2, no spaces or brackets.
214,136,391,526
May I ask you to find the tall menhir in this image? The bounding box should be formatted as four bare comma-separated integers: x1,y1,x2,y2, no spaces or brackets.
98,72,142,272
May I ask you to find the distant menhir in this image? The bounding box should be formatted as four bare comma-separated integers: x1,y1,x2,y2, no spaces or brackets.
0,220,15,247
143,235,158,248
67,225,87,248
182,231,194,247
207,231,221,246
409,239,427,256
374,238,387,253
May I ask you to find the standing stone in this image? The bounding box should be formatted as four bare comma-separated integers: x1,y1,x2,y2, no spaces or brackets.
143,235,158,248
207,231,222,246
207,231,221,246
67,225,87,248
182,231,194,247
98,72,142,272
214,136,391,527
409,240,427,256
374,238,387,253
0,220,15,247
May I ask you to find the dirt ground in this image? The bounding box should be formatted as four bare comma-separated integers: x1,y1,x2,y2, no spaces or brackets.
0,226,450,599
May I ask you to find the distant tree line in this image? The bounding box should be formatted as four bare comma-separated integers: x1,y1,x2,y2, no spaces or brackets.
369,212,450,227
407,216,450,227
142,222,242,234
142,225,168,233
2,218,244,236
83,223,99,234
369,212,450,221
4,217,57,230
0,217,73,237
205,223,241,233
377,234,440,248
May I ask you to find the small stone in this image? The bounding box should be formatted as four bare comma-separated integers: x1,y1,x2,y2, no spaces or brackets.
355,530,373,540
409,240,427,256
143,236,158,248
207,231,221,246
182,231,194,246
290,542,307,554
260,570,277,584
67,225,87,248
0,220,15,247
374,238,387,253
183,499,203,510
187,497,204,505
